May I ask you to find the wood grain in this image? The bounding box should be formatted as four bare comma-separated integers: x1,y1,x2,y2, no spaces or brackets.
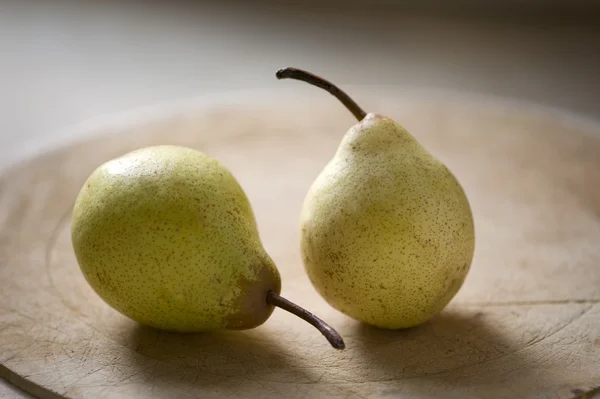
1,91,599,399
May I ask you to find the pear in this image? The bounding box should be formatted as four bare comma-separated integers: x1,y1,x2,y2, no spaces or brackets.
277,68,475,329
71,145,344,348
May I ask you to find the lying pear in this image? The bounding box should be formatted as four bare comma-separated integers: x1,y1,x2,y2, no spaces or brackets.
71,145,344,348
277,68,475,329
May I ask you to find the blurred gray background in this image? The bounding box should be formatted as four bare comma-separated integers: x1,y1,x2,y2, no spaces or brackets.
0,0,599,396
1,0,600,168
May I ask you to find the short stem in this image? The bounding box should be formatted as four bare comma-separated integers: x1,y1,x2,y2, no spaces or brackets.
266,290,345,350
276,67,367,121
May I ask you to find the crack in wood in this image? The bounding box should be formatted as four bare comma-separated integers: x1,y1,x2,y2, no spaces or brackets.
571,385,600,399
458,299,600,307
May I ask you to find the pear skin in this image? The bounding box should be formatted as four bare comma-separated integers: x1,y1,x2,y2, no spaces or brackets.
71,145,281,332
300,114,475,329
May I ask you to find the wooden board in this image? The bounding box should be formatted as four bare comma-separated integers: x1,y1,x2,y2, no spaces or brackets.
1,90,599,399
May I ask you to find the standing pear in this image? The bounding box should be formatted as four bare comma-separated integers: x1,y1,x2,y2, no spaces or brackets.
277,68,475,329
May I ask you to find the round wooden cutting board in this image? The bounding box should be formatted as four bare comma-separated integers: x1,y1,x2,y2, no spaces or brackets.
1,89,599,399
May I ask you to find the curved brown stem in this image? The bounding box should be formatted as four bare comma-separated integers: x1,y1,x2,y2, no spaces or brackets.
276,67,367,121
266,290,345,350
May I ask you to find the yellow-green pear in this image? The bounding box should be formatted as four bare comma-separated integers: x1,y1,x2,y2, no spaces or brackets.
71,145,344,348
277,68,475,329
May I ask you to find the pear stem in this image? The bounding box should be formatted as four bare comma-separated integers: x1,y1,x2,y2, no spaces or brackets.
276,67,367,121
266,290,345,350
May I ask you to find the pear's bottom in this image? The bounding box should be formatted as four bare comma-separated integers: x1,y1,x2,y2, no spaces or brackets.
100,289,279,333
78,262,282,333
125,302,277,333
305,264,469,330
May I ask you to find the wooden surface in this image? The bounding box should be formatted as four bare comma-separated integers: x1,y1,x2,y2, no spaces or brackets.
1,91,599,399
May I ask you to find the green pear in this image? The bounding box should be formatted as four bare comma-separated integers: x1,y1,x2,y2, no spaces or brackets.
277,68,475,329
71,145,344,348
